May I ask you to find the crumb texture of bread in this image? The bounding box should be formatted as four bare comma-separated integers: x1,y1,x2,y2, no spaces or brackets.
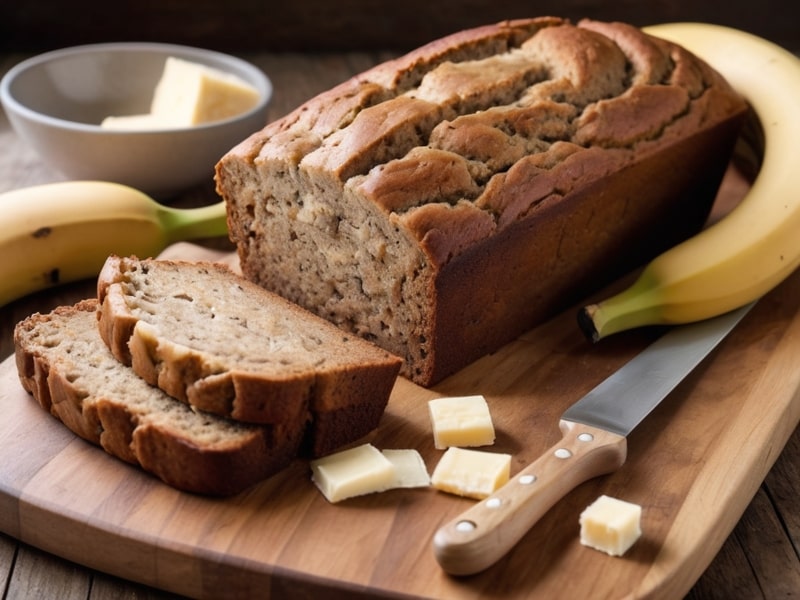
216,17,749,386
96,256,402,458
13,299,299,496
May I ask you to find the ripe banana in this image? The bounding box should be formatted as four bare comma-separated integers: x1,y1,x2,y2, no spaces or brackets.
579,23,800,342
0,180,228,307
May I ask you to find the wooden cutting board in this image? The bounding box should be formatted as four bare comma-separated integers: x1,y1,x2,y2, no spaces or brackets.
2,245,799,599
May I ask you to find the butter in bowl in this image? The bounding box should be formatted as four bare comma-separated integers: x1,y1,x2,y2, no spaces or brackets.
0,42,272,197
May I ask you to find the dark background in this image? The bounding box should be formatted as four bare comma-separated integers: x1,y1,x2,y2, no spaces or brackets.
1,0,796,54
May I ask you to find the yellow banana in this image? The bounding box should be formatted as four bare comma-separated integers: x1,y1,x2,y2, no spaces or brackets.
0,181,227,307
579,23,800,342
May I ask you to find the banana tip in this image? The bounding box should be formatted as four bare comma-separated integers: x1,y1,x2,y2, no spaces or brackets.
577,305,601,343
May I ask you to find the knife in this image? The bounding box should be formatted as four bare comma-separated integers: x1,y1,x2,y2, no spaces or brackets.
432,302,755,575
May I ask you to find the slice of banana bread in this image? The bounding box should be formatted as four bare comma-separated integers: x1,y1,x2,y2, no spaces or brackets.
96,255,402,457
215,17,748,386
14,299,300,496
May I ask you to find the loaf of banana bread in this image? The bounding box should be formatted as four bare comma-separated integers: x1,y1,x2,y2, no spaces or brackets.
215,17,748,385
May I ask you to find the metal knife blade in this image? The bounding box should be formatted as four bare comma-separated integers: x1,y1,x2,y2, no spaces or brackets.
432,302,754,576
562,302,753,436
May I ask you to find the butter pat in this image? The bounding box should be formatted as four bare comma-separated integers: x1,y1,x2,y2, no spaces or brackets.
150,57,260,125
310,443,396,503
431,447,510,499
428,395,495,449
102,56,260,129
382,449,430,488
100,113,173,130
579,495,642,556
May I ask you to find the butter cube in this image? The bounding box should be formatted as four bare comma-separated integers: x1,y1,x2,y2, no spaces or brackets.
310,443,395,503
101,56,260,130
579,495,642,556
381,449,430,488
428,395,495,449
100,113,172,130
150,57,260,125
431,447,511,499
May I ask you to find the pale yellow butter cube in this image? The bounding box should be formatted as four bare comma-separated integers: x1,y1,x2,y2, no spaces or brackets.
150,56,260,125
428,395,495,449
381,449,430,488
431,447,510,499
579,495,642,556
100,113,173,130
310,443,395,503
101,56,260,130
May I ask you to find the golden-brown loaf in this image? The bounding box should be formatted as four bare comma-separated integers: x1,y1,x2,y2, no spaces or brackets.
215,17,748,386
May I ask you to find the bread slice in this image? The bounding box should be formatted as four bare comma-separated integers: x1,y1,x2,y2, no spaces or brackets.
14,300,300,496
215,17,748,386
96,255,402,457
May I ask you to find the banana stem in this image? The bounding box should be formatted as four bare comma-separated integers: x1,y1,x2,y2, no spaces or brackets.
578,272,665,342
158,201,229,242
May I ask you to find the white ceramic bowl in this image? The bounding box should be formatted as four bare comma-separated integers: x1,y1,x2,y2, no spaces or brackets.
0,42,272,197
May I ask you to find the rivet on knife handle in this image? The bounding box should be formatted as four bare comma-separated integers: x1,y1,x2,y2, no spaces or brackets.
432,421,626,575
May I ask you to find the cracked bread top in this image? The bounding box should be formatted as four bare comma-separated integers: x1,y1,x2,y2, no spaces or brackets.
218,17,746,268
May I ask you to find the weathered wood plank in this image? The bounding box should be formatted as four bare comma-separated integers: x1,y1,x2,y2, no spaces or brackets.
89,572,186,600
685,524,763,600
765,421,800,553
5,544,90,600
0,532,16,596
734,486,800,597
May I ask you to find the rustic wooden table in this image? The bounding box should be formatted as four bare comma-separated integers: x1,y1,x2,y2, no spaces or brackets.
1,50,798,599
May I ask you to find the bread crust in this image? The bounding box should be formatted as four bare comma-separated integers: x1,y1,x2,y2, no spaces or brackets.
14,300,299,496
216,17,749,385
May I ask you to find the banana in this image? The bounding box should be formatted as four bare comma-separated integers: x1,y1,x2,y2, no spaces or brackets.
578,23,800,342
0,180,228,307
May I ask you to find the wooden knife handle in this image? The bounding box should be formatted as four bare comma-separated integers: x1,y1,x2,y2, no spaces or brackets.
432,420,627,575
